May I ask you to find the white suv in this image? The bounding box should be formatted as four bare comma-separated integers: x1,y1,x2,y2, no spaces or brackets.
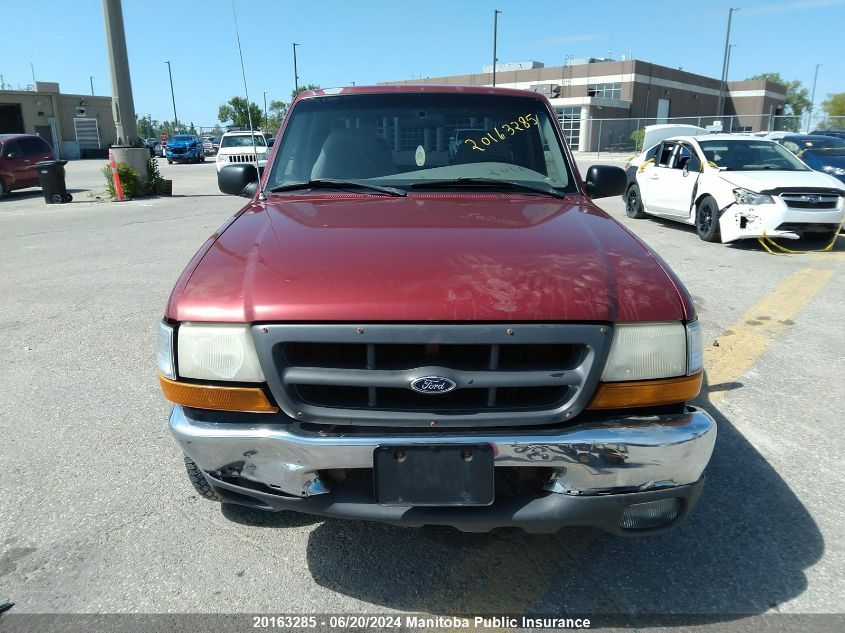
215,131,270,173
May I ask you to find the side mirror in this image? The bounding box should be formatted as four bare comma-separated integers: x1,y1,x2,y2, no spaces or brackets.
583,165,627,199
267,137,275,147
218,163,260,197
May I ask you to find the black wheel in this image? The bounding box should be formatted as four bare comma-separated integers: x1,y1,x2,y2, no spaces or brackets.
184,455,223,502
0,179,6,198
167,159,173,164
50,193,63,204
199,154,205,163
62,193,73,203
625,184,646,218
696,196,721,242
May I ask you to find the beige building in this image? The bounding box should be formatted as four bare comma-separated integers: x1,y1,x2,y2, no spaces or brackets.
385,59,788,152
0,81,117,159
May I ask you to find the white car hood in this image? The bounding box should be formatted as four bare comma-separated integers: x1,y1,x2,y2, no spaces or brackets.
719,170,845,192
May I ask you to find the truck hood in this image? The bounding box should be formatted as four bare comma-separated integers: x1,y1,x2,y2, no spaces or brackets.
719,169,845,192
167,194,689,323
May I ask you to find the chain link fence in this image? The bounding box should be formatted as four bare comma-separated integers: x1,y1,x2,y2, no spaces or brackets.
575,115,845,155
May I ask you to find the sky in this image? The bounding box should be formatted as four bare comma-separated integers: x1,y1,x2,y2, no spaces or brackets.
3,0,844,128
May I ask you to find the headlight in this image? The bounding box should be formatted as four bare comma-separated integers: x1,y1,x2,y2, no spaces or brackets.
601,322,688,381
822,166,845,176
157,321,176,380
733,188,773,205
216,153,227,161
177,323,265,382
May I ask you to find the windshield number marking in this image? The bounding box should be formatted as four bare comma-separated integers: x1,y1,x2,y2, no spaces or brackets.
462,115,539,153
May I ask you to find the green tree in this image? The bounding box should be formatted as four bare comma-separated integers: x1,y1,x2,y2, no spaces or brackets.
291,84,321,100
218,96,263,129
747,73,811,131
264,99,289,134
821,92,845,118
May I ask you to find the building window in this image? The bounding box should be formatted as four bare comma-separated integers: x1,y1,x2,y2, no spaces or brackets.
556,107,580,148
587,83,621,100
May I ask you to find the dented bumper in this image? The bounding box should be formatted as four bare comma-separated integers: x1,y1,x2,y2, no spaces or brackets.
169,405,717,533
719,195,844,242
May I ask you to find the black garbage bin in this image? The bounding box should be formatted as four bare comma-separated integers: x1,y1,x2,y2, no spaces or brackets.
35,160,72,204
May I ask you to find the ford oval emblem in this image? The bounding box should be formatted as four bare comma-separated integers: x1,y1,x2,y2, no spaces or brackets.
410,376,457,394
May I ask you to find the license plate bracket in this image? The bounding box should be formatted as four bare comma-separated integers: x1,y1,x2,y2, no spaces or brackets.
374,444,494,506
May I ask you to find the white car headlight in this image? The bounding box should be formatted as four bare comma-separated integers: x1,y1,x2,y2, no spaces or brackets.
157,321,176,380
177,323,265,382
601,322,689,382
733,188,774,205
216,153,228,161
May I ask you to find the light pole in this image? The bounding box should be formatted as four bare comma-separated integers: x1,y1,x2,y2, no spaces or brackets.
89,75,94,96
807,63,821,133
725,44,736,84
293,43,300,95
716,7,739,119
263,90,268,129
492,9,501,87
165,60,179,132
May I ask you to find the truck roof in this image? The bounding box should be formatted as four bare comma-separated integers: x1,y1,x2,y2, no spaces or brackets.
294,85,549,101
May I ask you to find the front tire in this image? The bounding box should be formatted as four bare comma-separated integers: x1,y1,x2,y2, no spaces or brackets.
184,455,223,502
696,196,721,242
0,179,6,198
625,184,646,218
167,159,173,164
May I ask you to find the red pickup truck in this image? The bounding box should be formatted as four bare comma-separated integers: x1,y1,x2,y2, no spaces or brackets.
157,86,715,535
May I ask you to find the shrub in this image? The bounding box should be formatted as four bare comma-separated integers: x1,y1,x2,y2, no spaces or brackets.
629,128,645,152
144,158,166,195
101,162,140,199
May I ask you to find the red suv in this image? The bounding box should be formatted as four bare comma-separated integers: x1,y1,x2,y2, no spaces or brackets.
0,133,56,197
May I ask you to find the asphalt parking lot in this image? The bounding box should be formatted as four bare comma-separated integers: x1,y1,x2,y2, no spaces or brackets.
1,157,843,627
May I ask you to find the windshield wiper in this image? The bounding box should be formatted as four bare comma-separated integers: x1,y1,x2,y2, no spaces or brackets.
407,177,567,198
269,179,406,196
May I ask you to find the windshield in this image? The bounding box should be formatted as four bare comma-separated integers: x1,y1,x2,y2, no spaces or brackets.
221,134,267,148
799,137,845,158
171,135,194,142
267,93,574,192
698,139,808,171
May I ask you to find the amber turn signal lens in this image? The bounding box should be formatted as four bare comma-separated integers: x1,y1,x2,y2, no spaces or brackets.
587,372,703,410
158,375,279,413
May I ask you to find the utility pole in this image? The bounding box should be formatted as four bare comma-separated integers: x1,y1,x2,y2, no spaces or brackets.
165,61,179,132
716,7,739,120
807,63,821,133
492,9,501,87
102,0,139,145
293,43,300,95
89,75,95,96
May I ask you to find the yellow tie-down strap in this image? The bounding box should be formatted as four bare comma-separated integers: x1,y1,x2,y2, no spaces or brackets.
758,217,844,255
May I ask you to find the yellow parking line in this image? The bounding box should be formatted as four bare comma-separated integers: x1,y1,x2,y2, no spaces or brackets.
704,267,832,406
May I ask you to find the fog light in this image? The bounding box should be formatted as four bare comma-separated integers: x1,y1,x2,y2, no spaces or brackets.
620,498,681,530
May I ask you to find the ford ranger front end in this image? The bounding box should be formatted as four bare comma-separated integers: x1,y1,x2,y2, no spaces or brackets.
157,86,716,535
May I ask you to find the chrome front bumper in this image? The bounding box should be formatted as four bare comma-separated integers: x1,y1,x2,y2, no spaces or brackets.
171,405,715,504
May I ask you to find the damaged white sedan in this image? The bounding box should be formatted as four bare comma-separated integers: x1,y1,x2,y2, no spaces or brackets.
625,132,845,243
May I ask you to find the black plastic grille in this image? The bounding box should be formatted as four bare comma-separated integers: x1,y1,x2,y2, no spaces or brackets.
282,341,583,412
779,193,840,209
